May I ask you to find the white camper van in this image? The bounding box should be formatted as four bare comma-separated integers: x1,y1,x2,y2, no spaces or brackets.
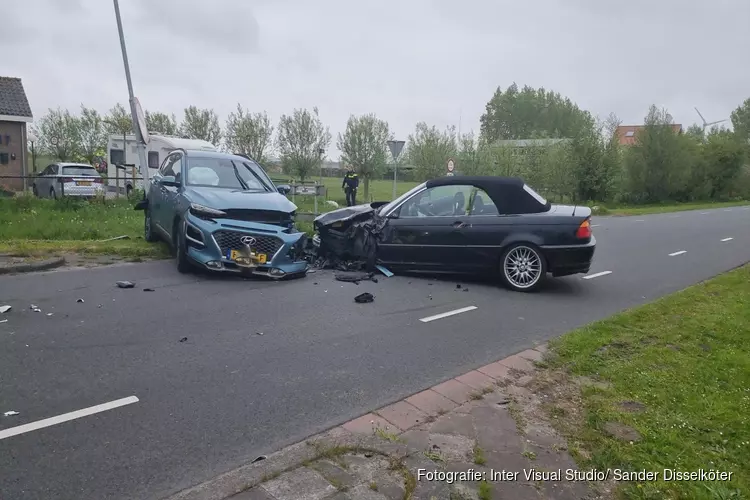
106,134,218,196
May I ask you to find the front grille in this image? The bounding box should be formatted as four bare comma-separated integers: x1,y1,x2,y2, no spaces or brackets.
213,230,283,257
222,209,293,227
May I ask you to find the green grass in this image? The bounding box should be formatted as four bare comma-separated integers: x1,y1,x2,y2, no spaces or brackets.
545,264,750,499
602,200,749,216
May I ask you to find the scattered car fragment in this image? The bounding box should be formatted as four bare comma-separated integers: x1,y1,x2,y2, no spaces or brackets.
313,176,596,292
3,411,20,417
136,150,308,279
0,305,11,314
116,281,135,289
354,292,374,303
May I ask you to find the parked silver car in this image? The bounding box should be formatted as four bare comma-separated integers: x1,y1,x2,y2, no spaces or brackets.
32,163,105,199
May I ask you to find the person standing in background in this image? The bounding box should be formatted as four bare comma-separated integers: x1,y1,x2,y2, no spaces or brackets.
342,166,359,206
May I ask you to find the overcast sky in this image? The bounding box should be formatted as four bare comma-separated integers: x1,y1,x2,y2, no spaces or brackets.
4,0,748,157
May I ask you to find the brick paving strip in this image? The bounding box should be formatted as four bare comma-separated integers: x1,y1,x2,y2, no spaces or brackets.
165,345,601,500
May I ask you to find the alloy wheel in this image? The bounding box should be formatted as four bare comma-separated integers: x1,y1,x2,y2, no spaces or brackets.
503,245,542,289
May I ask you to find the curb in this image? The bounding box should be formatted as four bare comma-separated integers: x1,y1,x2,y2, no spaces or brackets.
163,343,549,500
0,256,66,275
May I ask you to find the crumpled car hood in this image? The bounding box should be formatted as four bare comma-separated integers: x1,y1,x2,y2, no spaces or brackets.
186,187,298,213
314,202,388,228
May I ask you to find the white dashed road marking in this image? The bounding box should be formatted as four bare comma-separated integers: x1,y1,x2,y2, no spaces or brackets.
700,212,709,215
419,306,477,323
721,237,734,242
668,251,687,257
724,209,733,212
591,224,600,228
635,219,645,222
582,271,612,280
0,396,139,441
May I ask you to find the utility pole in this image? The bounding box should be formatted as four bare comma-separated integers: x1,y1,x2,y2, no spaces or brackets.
112,0,149,187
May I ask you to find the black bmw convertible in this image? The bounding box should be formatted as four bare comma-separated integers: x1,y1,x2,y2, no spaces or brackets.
313,176,596,292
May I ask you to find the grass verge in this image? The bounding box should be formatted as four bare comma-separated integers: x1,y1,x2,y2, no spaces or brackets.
602,200,749,216
541,264,750,499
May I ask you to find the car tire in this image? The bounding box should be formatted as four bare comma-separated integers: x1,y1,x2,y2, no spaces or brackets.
144,208,158,242
50,187,57,200
174,219,192,274
499,243,547,293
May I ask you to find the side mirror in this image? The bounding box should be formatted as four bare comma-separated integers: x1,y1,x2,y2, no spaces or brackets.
160,176,180,187
277,184,291,194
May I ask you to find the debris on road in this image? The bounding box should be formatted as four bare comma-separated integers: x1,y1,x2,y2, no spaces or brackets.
47,313,53,316
0,305,11,314
256,332,264,336
252,455,267,463
334,271,374,284
0,319,7,323
456,284,462,289
143,288,155,292
76,298,84,303
30,304,41,312
375,265,394,277
354,292,374,304
179,337,188,342
3,411,19,417
116,281,135,289
99,235,130,242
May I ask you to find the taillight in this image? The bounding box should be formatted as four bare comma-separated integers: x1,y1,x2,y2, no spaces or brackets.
576,219,592,239
60,177,74,183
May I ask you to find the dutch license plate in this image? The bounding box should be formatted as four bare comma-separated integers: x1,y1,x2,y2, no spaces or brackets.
77,181,92,186
229,249,267,265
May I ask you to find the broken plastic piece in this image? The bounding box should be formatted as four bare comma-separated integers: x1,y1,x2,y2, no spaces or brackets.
116,281,135,289
143,288,155,292
179,337,188,342
0,305,10,314
256,332,264,336
76,298,84,303
3,411,19,417
30,304,41,312
0,319,7,323
354,292,374,304
252,455,267,463
375,265,394,277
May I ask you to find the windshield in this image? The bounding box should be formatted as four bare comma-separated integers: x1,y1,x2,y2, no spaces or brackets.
377,182,427,216
62,166,99,177
185,158,274,191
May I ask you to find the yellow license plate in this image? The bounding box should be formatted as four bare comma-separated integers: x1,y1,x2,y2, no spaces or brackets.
77,181,92,186
229,249,267,265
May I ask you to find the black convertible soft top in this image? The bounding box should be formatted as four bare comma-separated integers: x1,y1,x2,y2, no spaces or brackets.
425,176,550,214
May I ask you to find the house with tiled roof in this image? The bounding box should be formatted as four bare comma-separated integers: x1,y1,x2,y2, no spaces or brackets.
0,76,33,192
615,124,683,146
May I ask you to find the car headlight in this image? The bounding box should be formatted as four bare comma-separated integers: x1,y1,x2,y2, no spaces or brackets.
190,203,226,217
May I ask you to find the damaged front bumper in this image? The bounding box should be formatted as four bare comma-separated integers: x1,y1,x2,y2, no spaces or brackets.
184,211,308,278
312,202,388,264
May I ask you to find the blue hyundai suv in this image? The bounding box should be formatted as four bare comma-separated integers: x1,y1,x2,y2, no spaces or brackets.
137,149,307,278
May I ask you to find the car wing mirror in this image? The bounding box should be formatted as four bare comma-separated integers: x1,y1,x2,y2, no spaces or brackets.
277,184,291,194
160,175,180,187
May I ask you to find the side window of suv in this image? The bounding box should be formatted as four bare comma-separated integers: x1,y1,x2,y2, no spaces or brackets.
158,154,176,175
168,154,183,181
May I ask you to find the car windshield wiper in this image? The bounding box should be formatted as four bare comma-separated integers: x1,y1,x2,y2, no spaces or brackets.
231,163,249,190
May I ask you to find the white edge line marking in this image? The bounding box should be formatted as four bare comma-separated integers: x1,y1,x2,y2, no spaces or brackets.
635,219,645,222
583,271,612,280
591,224,600,227
700,212,709,215
721,237,733,242
0,396,139,441
668,250,687,256
420,306,477,323
724,209,733,212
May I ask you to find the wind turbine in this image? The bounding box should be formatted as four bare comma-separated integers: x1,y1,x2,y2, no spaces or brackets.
695,107,728,132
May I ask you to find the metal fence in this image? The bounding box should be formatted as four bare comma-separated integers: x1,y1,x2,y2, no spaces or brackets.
0,173,145,200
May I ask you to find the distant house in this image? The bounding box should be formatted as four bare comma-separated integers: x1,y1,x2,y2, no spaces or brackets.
615,124,683,146
0,77,33,192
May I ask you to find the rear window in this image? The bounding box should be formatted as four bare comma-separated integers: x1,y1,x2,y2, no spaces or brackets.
62,166,99,176
523,184,548,205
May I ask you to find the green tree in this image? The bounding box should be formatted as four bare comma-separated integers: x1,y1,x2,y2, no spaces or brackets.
479,83,595,143
455,133,496,176
337,113,391,199
76,105,107,164
686,123,705,142
180,106,222,145
702,129,747,199
730,97,750,143
276,107,331,182
623,105,690,204
104,103,133,136
145,111,178,135
406,122,457,181
224,105,274,165
37,108,80,161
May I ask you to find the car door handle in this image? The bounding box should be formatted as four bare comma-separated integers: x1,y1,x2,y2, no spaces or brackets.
452,221,468,229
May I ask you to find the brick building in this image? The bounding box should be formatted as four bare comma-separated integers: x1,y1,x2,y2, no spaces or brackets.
0,76,33,192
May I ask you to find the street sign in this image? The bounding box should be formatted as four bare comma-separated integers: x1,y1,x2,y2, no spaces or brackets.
133,97,150,144
387,140,405,161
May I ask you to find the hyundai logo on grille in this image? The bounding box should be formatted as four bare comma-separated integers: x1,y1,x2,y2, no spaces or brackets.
240,236,256,246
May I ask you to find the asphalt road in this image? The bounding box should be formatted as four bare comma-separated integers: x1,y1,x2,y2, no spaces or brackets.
1,205,749,500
